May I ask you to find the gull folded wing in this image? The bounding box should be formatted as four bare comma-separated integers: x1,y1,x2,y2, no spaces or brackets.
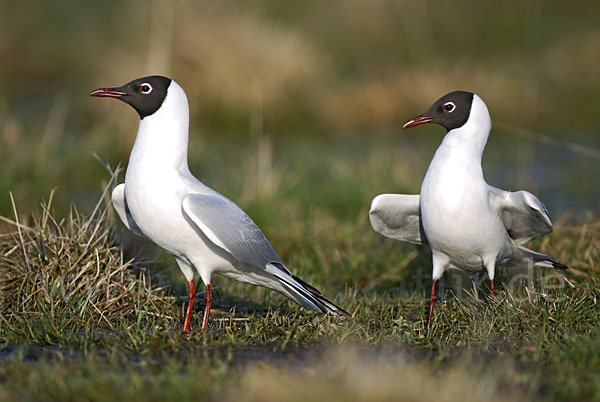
111,184,146,238
183,193,346,315
488,186,553,245
182,193,287,270
369,194,426,244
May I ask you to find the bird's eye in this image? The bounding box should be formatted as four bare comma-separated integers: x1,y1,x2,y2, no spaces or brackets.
442,102,456,113
138,83,153,94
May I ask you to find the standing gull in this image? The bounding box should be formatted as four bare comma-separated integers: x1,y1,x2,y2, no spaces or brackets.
90,75,344,333
369,91,567,327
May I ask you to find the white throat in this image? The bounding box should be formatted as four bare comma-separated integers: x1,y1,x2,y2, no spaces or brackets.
420,94,492,212
440,94,492,161
129,80,191,172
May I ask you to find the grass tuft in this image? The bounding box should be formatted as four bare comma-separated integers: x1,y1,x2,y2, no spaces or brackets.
0,174,175,345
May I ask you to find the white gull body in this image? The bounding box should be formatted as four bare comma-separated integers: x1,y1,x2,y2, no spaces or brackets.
420,94,511,281
93,76,342,332
369,91,566,325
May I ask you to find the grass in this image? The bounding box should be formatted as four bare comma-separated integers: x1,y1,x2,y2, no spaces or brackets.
1,1,599,400
0,167,598,401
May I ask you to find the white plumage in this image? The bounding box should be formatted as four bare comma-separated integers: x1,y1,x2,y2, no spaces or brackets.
369,91,566,326
92,76,344,333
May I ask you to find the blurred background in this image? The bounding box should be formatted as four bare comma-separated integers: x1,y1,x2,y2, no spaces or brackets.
0,0,598,219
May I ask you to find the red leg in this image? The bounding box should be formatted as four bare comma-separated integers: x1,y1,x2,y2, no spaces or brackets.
427,279,437,329
201,284,212,333
489,279,495,301
182,280,196,333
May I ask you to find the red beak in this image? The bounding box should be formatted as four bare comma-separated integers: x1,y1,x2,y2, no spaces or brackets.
89,88,130,98
402,115,434,129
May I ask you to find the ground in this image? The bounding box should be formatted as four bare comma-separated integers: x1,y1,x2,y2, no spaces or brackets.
0,169,598,401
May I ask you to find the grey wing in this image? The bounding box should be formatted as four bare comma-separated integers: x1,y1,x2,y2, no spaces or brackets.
488,185,553,245
111,184,146,238
182,193,286,269
368,194,426,244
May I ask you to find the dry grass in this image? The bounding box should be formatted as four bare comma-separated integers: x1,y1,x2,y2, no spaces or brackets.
0,172,175,340
549,218,600,284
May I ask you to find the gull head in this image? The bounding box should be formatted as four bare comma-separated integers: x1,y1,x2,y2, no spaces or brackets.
90,75,172,119
403,91,475,132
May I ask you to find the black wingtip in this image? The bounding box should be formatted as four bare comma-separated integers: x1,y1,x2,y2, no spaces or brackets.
551,260,569,270
288,274,349,316
319,294,350,316
333,304,351,317
292,274,322,295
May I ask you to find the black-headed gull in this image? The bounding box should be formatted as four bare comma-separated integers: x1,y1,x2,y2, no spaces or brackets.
369,91,567,327
90,76,345,333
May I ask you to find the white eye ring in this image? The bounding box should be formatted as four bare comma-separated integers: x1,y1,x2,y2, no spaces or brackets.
139,83,153,94
442,101,456,113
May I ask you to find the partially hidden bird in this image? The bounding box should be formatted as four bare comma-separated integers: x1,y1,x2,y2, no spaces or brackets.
369,91,567,327
90,75,345,333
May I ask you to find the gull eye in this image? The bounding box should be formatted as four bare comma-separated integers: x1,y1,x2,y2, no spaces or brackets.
138,83,153,94
442,101,456,113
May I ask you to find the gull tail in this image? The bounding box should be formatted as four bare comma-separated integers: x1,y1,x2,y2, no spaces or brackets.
266,263,348,316
516,246,569,270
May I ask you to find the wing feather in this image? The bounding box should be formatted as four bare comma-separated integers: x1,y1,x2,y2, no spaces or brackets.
182,193,286,270
368,194,426,244
111,184,146,238
488,185,553,245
